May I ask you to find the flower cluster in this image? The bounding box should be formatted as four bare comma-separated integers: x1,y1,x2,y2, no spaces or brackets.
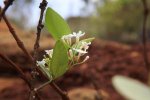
37,31,92,79
61,31,91,65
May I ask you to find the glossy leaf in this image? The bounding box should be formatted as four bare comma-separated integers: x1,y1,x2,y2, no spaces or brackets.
112,75,150,100
50,40,69,79
45,7,71,40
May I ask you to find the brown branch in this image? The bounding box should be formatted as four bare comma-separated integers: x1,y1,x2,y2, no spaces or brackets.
0,53,31,88
141,0,149,71
51,82,69,100
0,0,15,20
0,53,41,100
2,15,34,62
33,0,47,62
0,0,33,62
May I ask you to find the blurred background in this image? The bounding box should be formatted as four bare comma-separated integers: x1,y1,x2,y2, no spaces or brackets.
0,0,150,100
1,0,150,43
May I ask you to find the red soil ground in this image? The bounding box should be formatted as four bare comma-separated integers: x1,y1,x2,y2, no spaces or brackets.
0,40,148,100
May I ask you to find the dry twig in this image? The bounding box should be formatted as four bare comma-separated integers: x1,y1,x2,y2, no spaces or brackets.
0,0,15,20
3,15,34,61
33,0,47,62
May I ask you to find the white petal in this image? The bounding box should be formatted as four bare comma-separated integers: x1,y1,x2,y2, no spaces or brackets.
73,48,87,54
69,49,73,58
45,49,53,58
82,56,89,62
37,60,46,67
45,49,53,55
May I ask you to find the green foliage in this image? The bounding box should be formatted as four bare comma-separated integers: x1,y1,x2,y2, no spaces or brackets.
112,75,150,100
45,7,71,40
50,40,69,79
90,0,146,42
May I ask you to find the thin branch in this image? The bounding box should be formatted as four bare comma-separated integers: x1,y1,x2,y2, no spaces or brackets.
0,53,31,88
51,82,69,100
141,0,149,71
33,0,47,62
34,80,52,92
0,1,33,62
2,15,34,61
0,0,15,20
0,53,41,100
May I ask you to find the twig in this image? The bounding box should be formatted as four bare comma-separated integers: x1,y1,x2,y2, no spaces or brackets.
0,53,31,88
3,15,34,61
0,53,41,100
33,0,47,62
34,80,52,92
51,82,69,100
0,0,15,20
0,3,33,62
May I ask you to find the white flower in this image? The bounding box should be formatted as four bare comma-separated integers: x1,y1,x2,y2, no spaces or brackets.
61,31,85,45
72,31,85,38
36,59,52,80
61,34,74,45
72,31,85,43
73,48,87,54
37,60,46,67
45,49,53,58
81,42,91,50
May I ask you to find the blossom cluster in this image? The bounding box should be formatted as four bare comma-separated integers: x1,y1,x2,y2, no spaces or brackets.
37,31,92,79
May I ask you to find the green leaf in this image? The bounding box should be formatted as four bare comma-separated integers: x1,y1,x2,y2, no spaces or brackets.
45,7,71,40
112,75,150,100
50,40,69,79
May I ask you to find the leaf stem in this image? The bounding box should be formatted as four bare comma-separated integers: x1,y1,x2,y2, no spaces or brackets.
51,82,69,100
34,80,52,92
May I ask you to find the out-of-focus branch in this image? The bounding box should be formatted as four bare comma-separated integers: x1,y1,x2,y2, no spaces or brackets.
0,53,41,100
141,0,150,84
0,0,15,21
3,15,34,61
0,53,31,88
0,1,33,62
141,0,149,71
51,82,69,100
